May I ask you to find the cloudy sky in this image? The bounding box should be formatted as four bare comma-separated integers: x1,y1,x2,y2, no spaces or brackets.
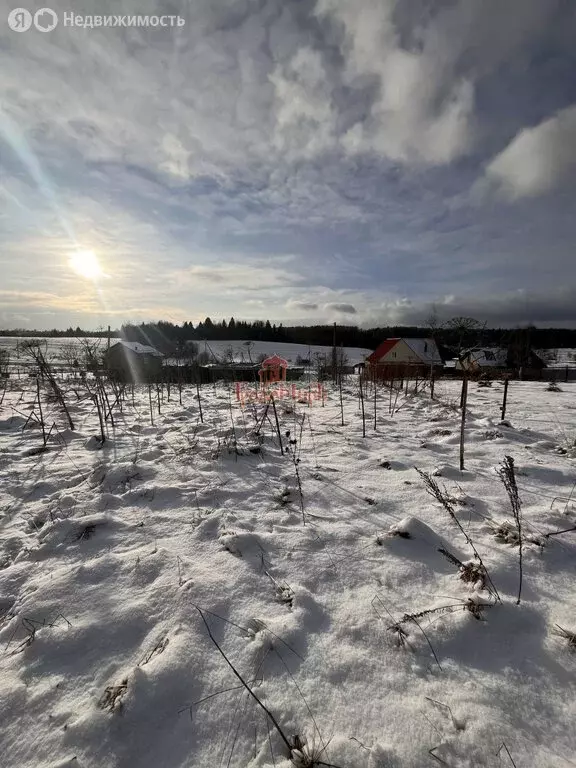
1,0,576,330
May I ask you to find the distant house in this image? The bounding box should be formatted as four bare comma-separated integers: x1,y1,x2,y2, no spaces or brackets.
455,347,508,372
366,338,442,380
105,340,163,383
456,346,546,373
367,338,443,367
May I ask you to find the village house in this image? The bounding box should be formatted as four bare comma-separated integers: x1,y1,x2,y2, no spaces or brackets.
455,347,509,372
105,340,163,384
455,346,546,374
367,337,442,366
365,337,443,380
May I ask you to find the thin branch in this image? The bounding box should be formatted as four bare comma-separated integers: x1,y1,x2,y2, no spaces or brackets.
196,607,292,753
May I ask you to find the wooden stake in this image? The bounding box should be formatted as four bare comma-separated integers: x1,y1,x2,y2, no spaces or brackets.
459,377,468,471
269,395,284,455
501,377,509,421
36,377,46,445
460,375,467,409
359,374,366,438
196,379,203,423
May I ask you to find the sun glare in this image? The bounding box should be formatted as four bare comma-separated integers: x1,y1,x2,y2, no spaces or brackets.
69,250,102,280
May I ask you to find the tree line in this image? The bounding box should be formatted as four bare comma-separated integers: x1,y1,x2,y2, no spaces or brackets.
118,318,576,356
2,318,576,355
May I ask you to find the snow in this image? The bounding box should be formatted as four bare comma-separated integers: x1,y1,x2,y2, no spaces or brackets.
197,339,373,365
110,340,163,357
0,337,373,368
540,349,576,369
1,374,576,767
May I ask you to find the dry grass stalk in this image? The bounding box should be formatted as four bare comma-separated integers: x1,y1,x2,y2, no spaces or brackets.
99,679,128,712
417,469,501,602
552,624,576,650
497,456,523,604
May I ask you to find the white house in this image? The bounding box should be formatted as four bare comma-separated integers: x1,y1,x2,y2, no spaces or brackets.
367,337,443,368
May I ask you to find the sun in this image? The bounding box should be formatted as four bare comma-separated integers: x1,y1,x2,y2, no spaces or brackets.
69,250,102,280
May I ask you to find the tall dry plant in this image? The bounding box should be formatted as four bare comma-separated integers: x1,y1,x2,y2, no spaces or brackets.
497,455,523,604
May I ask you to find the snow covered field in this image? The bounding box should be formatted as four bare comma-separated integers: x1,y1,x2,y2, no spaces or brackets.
1,375,576,767
0,337,373,367
195,340,373,365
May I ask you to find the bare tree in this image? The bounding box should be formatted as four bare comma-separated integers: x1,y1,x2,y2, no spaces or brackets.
444,316,486,354
20,340,74,430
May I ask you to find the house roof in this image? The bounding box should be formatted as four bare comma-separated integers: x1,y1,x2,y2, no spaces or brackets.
403,338,442,364
109,340,163,357
461,347,507,367
367,337,442,364
367,338,400,364
261,355,288,367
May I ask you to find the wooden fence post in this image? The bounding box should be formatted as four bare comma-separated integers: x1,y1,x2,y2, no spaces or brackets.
196,379,204,423
460,374,467,409
459,377,468,471
148,384,154,426
501,378,509,421
359,374,366,437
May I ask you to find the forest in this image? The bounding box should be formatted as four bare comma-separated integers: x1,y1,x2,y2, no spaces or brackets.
2,317,576,355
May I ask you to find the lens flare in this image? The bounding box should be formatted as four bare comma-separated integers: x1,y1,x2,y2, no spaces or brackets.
69,250,102,280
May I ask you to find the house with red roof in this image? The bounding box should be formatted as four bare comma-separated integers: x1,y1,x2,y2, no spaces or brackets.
366,337,442,376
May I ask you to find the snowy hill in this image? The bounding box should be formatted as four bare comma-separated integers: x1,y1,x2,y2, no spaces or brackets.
0,337,373,367
193,339,373,365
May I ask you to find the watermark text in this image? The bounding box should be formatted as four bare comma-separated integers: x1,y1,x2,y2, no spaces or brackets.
7,7,185,32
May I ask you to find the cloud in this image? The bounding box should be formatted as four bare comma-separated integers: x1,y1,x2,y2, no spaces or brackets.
287,300,319,311
314,0,557,165
1,1,576,329
269,47,336,160
173,263,303,291
324,302,357,314
360,285,576,328
479,105,576,199
2,0,560,186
